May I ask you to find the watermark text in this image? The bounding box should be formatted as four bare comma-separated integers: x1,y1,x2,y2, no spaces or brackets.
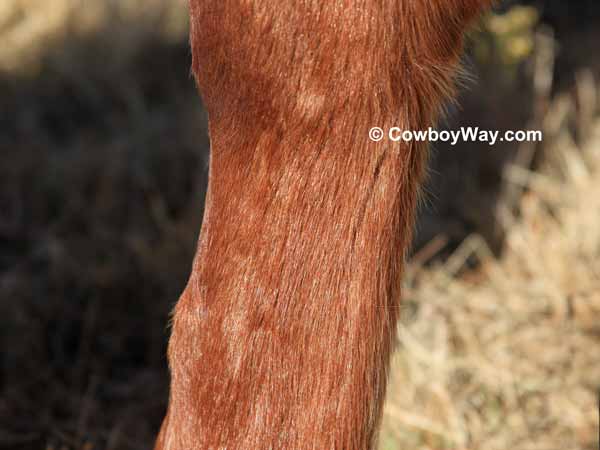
369,126,542,146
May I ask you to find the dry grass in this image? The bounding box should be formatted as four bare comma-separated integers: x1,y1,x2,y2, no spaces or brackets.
1,2,599,450
381,83,600,450
0,0,187,75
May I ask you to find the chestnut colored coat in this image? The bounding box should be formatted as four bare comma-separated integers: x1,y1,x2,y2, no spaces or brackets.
156,1,492,449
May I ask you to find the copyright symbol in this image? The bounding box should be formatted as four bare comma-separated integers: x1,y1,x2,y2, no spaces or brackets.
369,127,384,142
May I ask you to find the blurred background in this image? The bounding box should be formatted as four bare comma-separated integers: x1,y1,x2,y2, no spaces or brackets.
0,1,598,449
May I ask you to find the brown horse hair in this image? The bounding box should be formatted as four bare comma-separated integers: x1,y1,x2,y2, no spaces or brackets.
156,1,492,449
